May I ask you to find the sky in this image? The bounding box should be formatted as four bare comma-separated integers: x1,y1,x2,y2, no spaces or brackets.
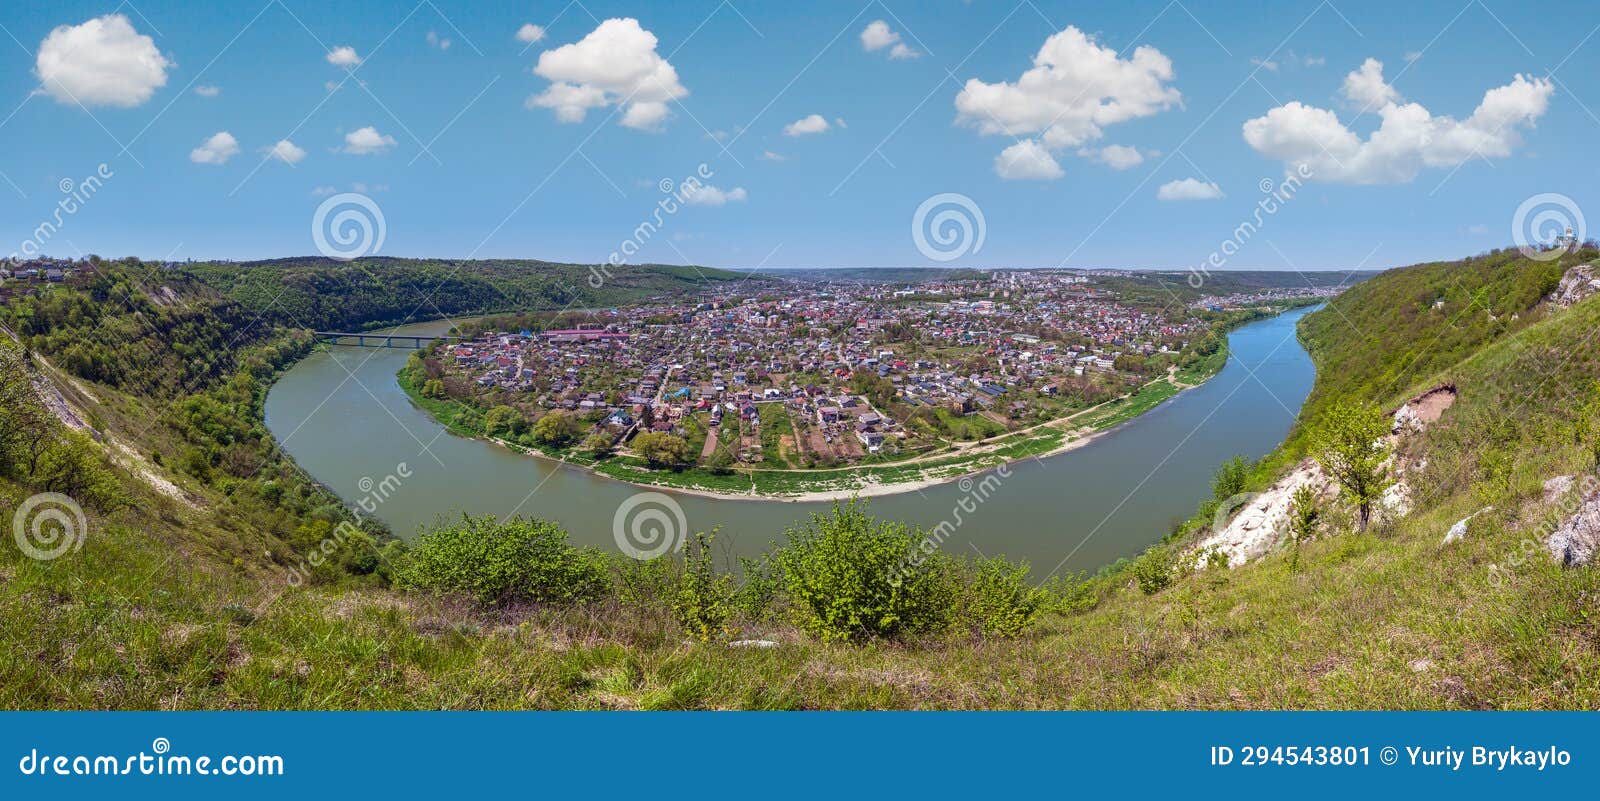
0,0,1596,272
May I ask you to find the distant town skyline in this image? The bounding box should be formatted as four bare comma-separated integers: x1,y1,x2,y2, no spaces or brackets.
1,0,1594,271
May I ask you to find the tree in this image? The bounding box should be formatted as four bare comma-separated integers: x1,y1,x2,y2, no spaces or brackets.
1286,484,1320,571
633,432,691,469
1313,399,1394,531
484,405,524,438
581,432,614,458
1211,455,1250,502
531,412,580,446
421,378,447,399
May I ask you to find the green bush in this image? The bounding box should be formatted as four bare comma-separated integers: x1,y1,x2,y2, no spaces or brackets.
1130,545,1176,595
959,558,1045,638
673,532,735,642
773,502,955,643
396,515,609,606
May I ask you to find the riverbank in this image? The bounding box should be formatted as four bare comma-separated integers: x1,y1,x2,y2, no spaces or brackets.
392,316,1245,502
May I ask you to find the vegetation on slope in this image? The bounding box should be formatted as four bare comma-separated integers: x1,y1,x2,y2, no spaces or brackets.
186,257,772,332
4,251,1599,710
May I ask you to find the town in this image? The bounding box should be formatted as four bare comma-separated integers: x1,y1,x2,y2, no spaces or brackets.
410,269,1322,478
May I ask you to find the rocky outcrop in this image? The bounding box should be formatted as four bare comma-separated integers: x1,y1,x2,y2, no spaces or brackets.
1547,485,1600,567
1192,460,1333,567
1547,264,1600,309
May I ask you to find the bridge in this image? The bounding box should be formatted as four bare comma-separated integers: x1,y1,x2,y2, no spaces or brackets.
314,331,462,349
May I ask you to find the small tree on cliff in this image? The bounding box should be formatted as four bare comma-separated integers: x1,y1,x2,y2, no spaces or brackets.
1313,399,1394,532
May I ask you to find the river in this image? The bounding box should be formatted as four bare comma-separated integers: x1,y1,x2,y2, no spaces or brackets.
264,305,1318,577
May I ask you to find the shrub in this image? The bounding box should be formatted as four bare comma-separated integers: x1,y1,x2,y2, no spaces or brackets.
673,532,735,642
1130,545,1176,595
396,515,608,606
733,555,780,623
1211,455,1250,502
959,558,1045,638
773,502,955,643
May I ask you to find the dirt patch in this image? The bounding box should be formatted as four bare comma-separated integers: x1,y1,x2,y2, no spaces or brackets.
1404,384,1457,425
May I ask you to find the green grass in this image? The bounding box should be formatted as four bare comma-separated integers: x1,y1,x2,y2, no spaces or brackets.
8,253,1600,710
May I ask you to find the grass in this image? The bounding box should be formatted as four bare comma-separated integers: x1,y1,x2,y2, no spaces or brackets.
7,254,1600,709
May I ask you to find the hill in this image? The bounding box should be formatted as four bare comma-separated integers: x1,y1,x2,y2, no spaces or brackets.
1,249,1598,709
185,257,774,331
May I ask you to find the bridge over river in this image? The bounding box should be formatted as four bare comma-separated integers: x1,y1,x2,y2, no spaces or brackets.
314,331,462,349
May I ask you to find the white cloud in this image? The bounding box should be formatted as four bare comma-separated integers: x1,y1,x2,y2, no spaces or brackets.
1243,62,1553,185
426,31,451,51
955,26,1180,173
517,24,546,44
312,185,338,196
341,126,397,155
266,140,307,165
1303,54,1326,67
682,184,747,206
35,14,170,108
189,131,239,165
194,85,220,98
761,150,786,162
861,20,898,51
326,46,361,67
1340,57,1400,110
994,139,1064,180
1157,178,1222,201
1252,57,1279,72
529,18,687,131
784,113,831,136
861,20,919,59
1084,143,1144,170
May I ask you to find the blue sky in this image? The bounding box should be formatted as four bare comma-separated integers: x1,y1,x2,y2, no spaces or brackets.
1,0,1595,271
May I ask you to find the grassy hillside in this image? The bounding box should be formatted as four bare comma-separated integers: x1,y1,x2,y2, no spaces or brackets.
3,251,1598,710
185,257,773,332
